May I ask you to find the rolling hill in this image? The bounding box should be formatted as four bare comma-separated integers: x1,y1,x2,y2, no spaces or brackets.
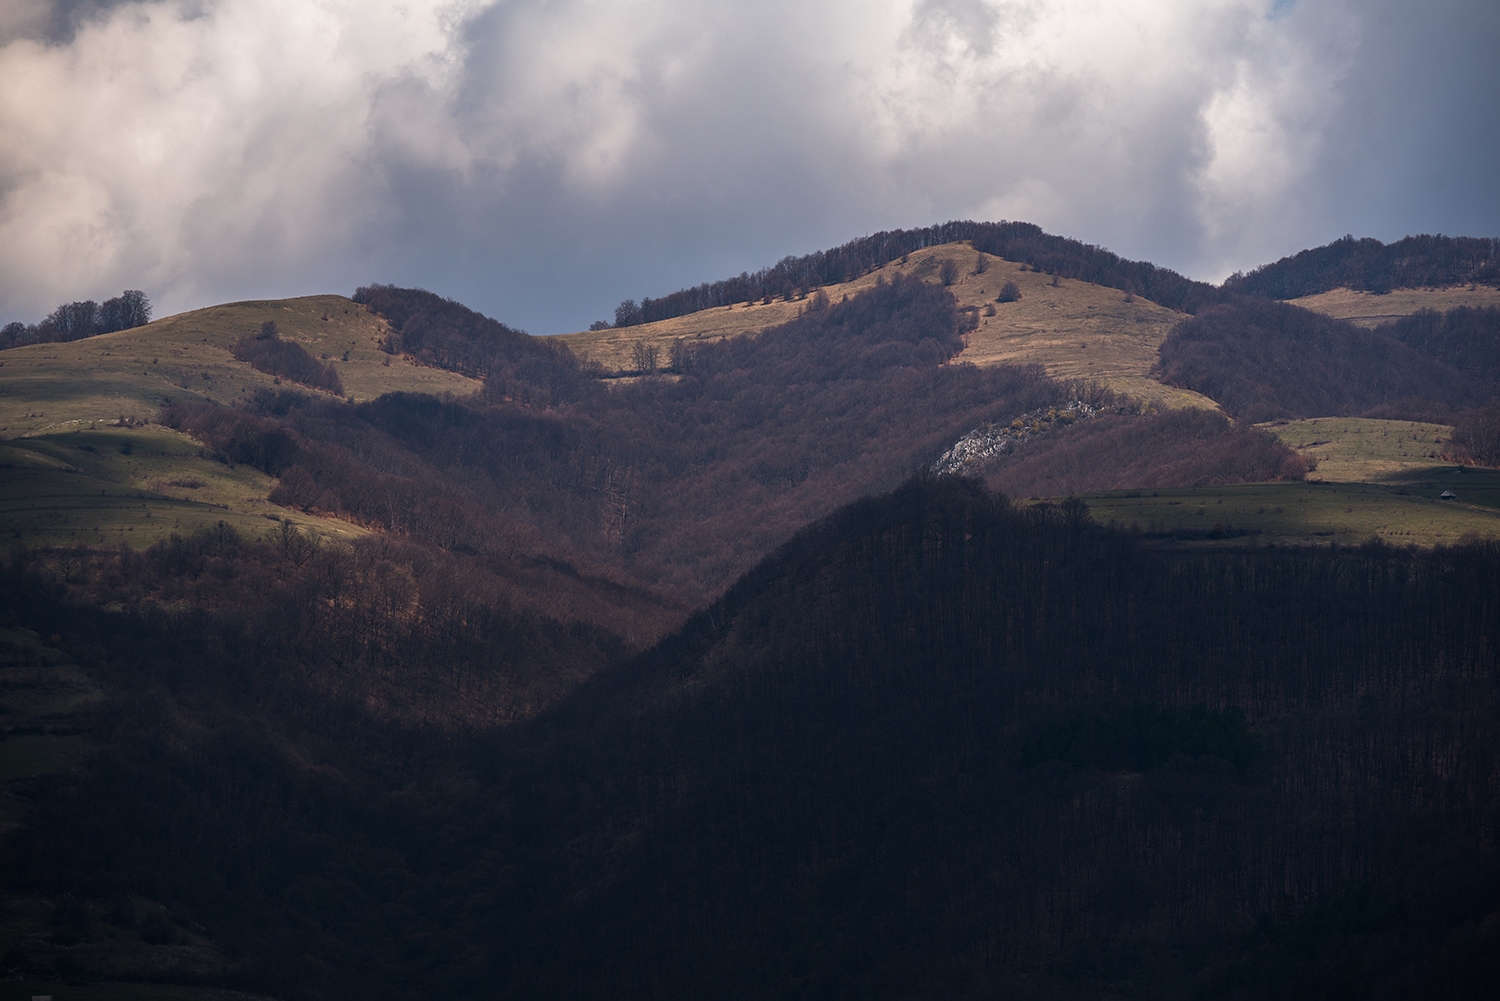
4,222,1500,1000
560,241,1219,412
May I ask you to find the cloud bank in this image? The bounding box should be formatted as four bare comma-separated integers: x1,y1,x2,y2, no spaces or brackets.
1,0,1496,332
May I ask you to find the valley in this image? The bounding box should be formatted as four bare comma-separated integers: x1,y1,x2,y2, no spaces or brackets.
1,223,1498,1001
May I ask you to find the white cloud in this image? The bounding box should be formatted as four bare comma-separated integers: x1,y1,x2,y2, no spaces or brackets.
0,0,1491,330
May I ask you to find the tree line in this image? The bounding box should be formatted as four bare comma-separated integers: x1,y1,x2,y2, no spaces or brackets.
1223,233,1500,299
353,284,593,407
1,289,151,350
605,220,1227,328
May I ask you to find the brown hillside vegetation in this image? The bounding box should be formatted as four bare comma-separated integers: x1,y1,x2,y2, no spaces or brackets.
559,242,1218,412
984,409,1307,498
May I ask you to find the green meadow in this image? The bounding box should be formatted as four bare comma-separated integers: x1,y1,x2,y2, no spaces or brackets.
1077,470,1500,548
1,426,364,550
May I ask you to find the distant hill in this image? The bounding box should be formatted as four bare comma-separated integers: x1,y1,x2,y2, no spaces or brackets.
1290,284,1500,328
0,293,481,438
562,241,1219,413
600,219,1224,331
1225,233,1500,299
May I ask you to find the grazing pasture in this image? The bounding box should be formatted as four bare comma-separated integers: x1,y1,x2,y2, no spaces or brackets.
0,427,365,548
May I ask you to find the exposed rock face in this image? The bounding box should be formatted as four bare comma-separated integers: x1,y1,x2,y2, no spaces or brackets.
932,400,1100,476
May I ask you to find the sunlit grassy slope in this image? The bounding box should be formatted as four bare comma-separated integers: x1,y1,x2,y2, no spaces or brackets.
0,294,481,437
1061,417,1500,547
1075,472,1500,548
1289,285,1500,327
0,426,366,549
558,242,1219,412
0,294,478,549
1257,417,1456,482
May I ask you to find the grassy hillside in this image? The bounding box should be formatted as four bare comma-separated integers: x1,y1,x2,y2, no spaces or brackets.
1062,417,1499,547
0,426,365,549
1074,472,1500,548
0,294,481,438
1290,285,1500,327
0,295,483,547
560,242,1219,411
1258,417,1456,481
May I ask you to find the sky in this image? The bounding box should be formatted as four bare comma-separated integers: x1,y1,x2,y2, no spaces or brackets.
1,0,1496,335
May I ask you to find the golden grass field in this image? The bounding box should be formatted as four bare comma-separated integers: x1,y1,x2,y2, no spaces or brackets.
558,242,1221,412
1289,285,1500,327
0,295,481,548
0,294,481,438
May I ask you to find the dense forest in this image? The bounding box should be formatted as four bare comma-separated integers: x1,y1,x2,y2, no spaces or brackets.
5,476,1496,999
1153,299,1500,423
0,290,151,350
353,284,594,407
607,220,1225,328
1223,233,1500,299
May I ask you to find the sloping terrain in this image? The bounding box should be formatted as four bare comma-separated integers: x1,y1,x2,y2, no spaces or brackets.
0,294,481,437
1258,417,1457,481
1290,285,1500,327
560,242,1219,411
0,426,366,549
10,477,1496,999
0,295,483,548
3,226,1500,1000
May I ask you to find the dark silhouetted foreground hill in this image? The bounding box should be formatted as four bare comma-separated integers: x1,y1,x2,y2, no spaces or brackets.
7,477,1496,999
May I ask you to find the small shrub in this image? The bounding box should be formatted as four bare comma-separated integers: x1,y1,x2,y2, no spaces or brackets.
997,281,1022,303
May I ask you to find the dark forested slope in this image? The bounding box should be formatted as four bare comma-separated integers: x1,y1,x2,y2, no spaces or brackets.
8,477,1497,1000
982,408,1308,496
1153,298,1495,422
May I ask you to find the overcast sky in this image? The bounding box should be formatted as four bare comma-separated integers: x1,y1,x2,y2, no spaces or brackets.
1,0,1496,334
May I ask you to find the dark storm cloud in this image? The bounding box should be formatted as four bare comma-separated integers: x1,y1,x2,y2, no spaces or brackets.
1,1,1495,333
